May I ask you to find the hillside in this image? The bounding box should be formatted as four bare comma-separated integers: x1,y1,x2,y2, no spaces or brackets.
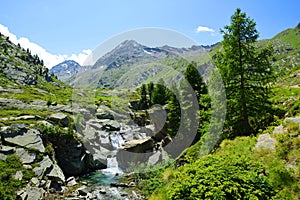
117,23,300,199
258,23,300,72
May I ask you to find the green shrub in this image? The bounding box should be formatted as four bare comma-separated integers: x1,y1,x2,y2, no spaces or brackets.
0,155,35,200
166,154,274,200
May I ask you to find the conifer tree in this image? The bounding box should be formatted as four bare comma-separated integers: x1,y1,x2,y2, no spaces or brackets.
184,62,207,100
216,8,275,136
147,81,154,106
152,78,167,105
167,84,181,137
139,84,148,109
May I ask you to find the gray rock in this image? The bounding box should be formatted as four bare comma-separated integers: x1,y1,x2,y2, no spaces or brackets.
15,148,36,164
23,164,33,170
31,177,40,186
96,112,114,120
273,125,285,134
148,151,161,165
38,120,54,127
120,137,154,153
16,189,28,200
46,136,95,176
25,186,45,200
255,134,276,151
66,176,78,187
96,106,114,120
47,162,66,183
77,185,90,196
33,156,53,179
0,123,27,135
0,153,7,160
0,145,15,154
0,98,46,110
48,113,70,127
13,115,36,121
102,120,121,131
284,117,300,125
14,170,23,180
3,128,45,153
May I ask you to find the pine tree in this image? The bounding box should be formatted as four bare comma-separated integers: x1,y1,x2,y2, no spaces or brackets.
139,84,148,109
184,62,207,101
152,78,167,105
147,81,154,106
167,84,181,137
216,8,275,136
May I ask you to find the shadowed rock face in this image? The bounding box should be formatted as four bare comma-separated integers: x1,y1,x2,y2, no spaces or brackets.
44,135,94,176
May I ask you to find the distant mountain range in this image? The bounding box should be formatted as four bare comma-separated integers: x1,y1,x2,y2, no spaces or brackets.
51,40,215,88
51,23,300,88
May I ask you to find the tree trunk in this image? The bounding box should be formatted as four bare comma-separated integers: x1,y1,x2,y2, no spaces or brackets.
238,28,252,136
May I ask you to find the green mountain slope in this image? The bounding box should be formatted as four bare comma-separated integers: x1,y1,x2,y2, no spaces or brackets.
0,33,72,104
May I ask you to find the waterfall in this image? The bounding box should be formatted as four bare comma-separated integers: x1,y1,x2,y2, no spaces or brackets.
107,156,118,169
109,132,125,149
101,153,123,176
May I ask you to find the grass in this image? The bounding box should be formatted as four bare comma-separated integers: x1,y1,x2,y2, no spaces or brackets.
0,107,54,118
277,28,300,49
0,155,35,200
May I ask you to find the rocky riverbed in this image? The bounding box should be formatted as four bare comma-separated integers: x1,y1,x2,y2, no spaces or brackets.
0,94,170,199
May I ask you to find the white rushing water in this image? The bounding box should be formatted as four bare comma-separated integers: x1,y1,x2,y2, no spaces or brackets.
101,153,123,176
109,132,125,149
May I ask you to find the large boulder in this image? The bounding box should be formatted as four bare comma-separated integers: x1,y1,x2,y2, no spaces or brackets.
48,113,70,127
47,162,66,183
15,148,36,164
120,137,154,153
2,125,45,153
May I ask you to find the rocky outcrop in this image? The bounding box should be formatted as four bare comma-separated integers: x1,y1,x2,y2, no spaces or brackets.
44,135,94,176
48,113,70,127
1,124,45,153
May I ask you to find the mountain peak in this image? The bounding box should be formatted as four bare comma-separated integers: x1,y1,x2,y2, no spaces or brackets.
296,22,300,29
50,60,82,82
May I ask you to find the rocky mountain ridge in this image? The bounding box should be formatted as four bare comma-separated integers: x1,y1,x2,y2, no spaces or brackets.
65,40,213,88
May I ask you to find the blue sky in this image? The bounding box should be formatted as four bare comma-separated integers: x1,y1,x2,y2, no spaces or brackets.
0,0,299,67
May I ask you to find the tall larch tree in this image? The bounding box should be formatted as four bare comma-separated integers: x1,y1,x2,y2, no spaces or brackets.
216,8,275,137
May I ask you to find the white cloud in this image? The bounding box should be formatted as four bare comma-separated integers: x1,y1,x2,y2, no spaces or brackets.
0,24,91,68
196,26,215,33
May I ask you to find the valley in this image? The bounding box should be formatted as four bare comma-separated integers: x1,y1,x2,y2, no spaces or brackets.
0,12,300,200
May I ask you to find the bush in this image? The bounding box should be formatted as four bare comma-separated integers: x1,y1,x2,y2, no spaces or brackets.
0,155,35,200
166,154,274,200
